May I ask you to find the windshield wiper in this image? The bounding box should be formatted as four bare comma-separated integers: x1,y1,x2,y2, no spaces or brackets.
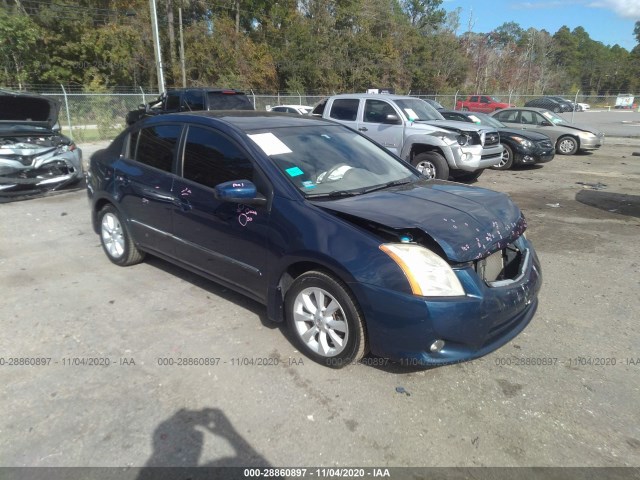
361,179,413,194
306,189,361,199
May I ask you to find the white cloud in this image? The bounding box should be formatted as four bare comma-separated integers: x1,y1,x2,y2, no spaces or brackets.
588,0,640,19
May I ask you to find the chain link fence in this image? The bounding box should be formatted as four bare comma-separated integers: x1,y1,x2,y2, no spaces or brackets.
2,85,637,143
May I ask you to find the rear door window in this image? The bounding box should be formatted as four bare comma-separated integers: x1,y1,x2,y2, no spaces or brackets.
135,124,182,172
329,99,359,121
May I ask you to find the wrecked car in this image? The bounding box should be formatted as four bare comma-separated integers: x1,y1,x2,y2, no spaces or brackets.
87,112,541,368
0,90,82,195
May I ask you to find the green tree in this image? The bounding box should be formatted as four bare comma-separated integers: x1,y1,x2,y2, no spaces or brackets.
0,9,42,88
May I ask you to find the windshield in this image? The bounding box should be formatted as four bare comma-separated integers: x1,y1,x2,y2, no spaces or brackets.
465,112,504,128
393,99,444,121
247,125,418,197
540,110,570,125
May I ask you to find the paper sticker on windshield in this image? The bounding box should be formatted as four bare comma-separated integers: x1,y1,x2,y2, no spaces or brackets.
248,133,292,156
301,180,316,189
404,108,418,121
468,115,481,124
286,166,304,177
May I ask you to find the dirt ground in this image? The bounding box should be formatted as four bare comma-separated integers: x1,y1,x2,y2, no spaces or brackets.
0,136,639,474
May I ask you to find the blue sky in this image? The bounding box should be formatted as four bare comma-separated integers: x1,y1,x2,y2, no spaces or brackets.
443,0,640,50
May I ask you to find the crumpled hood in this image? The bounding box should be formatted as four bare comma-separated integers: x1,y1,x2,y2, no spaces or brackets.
425,119,495,135
314,180,527,263
0,92,60,129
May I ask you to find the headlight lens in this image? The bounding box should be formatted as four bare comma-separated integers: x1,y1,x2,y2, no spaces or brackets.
578,131,596,139
457,134,471,146
512,136,534,148
380,243,465,297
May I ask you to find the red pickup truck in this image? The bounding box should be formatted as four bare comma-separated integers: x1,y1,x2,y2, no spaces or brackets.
455,95,514,113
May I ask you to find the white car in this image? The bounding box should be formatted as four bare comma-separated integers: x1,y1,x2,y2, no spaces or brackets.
268,105,313,115
577,103,590,111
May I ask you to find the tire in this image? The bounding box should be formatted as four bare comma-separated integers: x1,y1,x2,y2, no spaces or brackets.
492,144,514,170
553,106,561,113
98,205,145,266
556,136,578,155
411,152,449,180
453,169,483,183
461,107,469,111
285,271,367,368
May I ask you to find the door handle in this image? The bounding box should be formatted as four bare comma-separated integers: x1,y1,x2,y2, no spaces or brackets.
358,127,368,132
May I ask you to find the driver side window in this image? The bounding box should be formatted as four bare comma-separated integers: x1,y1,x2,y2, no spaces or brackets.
520,111,536,125
182,126,255,189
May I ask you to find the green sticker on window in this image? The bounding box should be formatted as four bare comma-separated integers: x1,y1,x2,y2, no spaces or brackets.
286,166,304,177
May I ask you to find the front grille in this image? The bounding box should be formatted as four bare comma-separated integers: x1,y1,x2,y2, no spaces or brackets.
481,152,502,160
475,243,524,285
483,131,500,146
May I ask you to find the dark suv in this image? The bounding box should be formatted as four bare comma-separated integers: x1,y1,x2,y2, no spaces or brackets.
125,88,254,125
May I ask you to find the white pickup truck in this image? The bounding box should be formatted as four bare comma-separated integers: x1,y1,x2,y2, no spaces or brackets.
312,94,504,181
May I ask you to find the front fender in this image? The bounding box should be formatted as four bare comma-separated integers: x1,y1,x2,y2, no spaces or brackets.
399,134,460,165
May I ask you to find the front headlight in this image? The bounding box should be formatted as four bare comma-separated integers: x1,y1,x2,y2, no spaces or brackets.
380,243,465,297
578,131,596,139
512,136,534,148
457,134,471,146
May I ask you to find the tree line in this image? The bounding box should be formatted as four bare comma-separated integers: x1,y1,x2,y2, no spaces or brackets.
1,0,639,95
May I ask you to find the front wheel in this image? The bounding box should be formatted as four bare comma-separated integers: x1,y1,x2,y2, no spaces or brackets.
411,152,449,180
556,136,578,155
285,271,367,368
492,144,514,170
98,205,145,266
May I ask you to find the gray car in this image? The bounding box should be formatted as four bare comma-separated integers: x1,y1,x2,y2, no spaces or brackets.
491,107,604,155
0,90,82,195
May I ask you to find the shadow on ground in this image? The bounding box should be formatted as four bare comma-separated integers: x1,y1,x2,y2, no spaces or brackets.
576,189,640,218
136,408,283,479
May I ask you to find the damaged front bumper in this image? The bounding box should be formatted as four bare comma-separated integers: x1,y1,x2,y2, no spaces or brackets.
0,147,83,194
350,235,542,365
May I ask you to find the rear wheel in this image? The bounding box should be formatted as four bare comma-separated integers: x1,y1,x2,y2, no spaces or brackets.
411,152,449,180
98,205,145,266
461,107,469,111
285,271,367,368
492,144,514,170
556,136,578,155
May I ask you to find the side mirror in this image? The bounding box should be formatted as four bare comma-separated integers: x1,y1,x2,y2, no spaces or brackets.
383,114,401,125
540,121,553,127
214,180,267,206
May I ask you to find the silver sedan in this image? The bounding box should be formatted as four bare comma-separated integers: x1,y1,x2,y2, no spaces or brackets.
491,107,604,155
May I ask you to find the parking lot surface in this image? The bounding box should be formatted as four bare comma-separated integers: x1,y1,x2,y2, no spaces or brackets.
1,130,639,469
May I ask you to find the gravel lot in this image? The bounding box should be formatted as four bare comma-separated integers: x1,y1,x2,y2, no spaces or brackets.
1,127,639,472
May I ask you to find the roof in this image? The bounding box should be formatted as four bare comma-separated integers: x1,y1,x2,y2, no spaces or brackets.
326,93,417,101
143,110,338,131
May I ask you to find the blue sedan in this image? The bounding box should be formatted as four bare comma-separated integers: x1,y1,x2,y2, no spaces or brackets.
87,112,542,368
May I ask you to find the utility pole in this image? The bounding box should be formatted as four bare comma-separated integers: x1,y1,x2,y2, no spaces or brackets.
149,0,165,93
179,7,186,88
